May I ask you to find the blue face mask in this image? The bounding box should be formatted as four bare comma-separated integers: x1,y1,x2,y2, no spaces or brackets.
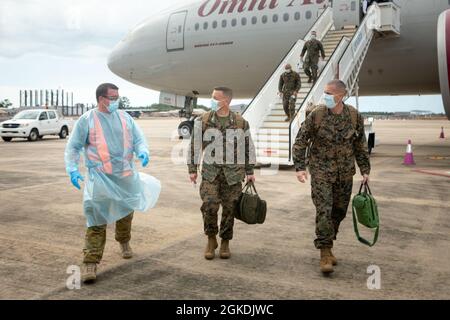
210,99,220,111
107,99,120,113
323,93,336,109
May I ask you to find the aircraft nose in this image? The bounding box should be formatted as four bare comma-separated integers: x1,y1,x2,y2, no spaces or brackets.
108,16,168,84
107,39,131,80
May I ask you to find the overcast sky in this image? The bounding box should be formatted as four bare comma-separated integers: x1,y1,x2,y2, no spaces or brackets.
0,0,446,113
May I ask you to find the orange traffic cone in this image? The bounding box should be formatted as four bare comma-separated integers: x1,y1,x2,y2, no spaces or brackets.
403,139,415,165
439,127,445,139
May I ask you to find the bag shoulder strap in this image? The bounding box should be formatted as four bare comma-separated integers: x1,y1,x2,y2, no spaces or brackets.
233,112,246,130
345,104,359,131
313,105,328,130
201,111,214,133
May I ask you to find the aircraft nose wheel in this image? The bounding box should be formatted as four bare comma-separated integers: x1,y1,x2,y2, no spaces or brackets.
178,121,193,139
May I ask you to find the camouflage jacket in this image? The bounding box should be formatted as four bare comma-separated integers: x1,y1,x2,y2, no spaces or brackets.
279,71,301,93
292,104,371,181
188,111,256,185
301,39,325,64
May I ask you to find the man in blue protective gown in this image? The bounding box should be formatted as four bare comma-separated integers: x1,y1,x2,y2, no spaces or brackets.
65,83,150,283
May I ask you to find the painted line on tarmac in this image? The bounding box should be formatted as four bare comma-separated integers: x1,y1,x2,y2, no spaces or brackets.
412,169,450,179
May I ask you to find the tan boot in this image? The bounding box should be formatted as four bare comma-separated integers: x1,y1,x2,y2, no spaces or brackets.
204,236,218,260
320,248,334,274
120,242,133,259
81,263,97,283
329,249,338,266
219,239,231,259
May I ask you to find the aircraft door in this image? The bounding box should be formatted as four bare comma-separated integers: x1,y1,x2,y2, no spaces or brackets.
167,11,187,52
332,0,361,29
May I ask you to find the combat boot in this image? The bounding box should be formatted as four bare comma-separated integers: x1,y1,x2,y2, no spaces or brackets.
320,248,334,274
285,117,290,122
120,242,133,259
219,239,231,259
205,236,218,260
308,77,312,83
81,263,97,283
329,249,338,266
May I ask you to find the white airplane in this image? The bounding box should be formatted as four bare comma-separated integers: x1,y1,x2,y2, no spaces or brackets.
108,0,450,120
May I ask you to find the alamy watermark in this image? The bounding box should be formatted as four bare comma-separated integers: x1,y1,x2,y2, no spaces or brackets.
367,265,381,290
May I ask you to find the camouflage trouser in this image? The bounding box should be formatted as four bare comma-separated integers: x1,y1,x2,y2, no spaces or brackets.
303,60,319,81
200,170,242,240
83,212,134,264
311,178,353,249
282,91,297,119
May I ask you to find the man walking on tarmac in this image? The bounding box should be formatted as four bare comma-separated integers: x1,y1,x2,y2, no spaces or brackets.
278,64,301,122
301,31,326,84
188,87,256,260
65,83,151,283
292,79,371,274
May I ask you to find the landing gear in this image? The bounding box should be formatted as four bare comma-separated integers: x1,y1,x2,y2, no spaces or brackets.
178,120,194,139
368,133,375,155
178,95,198,139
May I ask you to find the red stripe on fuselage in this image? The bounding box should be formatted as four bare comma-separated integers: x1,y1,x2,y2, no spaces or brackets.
446,10,450,93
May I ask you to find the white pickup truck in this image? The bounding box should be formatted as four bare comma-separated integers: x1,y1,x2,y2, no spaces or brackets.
0,109,71,142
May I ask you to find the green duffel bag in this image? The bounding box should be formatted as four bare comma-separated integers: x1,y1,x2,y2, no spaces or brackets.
236,181,267,224
352,183,380,247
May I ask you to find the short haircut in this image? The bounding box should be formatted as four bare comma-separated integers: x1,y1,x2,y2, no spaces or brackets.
96,83,119,102
328,79,347,93
213,86,233,100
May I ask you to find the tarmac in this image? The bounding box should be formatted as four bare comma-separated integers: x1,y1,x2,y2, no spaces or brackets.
0,118,449,300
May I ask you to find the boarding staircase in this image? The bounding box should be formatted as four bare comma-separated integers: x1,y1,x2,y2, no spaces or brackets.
242,3,401,165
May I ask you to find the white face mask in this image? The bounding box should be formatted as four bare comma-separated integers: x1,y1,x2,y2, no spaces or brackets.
323,93,336,109
210,99,220,111
311,34,317,39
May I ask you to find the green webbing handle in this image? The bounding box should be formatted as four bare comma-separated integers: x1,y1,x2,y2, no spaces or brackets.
352,183,379,247
242,181,258,195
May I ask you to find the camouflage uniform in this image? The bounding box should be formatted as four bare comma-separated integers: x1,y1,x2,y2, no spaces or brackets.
83,212,134,263
279,71,302,120
301,39,325,82
292,104,370,249
188,111,256,240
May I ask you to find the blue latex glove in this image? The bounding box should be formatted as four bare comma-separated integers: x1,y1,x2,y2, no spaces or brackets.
70,170,84,190
138,152,149,167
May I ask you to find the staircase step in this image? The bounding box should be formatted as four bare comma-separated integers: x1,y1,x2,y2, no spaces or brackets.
256,143,290,150
257,153,290,160
261,121,291,128
256,138,290,143
325,34,355,40
268,110,290,115
263,119,289,123
258,127,290,132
